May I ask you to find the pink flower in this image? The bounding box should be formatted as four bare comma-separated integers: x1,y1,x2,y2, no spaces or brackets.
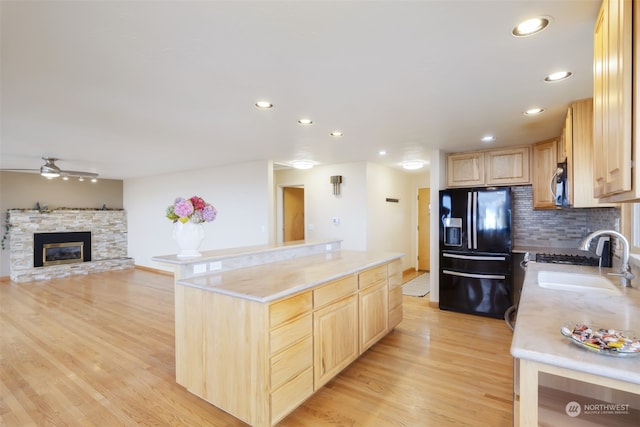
174,199,194,218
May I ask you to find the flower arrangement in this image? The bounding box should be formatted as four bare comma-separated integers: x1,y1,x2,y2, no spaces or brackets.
166,196,217,224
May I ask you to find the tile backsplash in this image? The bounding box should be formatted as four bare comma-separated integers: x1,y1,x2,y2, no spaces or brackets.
512,186,620,248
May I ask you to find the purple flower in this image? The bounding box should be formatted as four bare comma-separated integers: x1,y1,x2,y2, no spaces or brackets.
202,204,218,222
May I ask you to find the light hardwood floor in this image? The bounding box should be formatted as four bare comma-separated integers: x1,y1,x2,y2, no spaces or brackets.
0,269,514,426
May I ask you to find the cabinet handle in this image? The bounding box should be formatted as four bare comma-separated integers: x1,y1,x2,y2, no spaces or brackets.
442,269,506,280
443,253,506,261
550,170,559,200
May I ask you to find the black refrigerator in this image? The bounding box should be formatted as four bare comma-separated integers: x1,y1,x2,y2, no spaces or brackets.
439,187,512,318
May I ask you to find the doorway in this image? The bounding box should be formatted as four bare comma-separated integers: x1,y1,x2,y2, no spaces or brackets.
418,187,431,271
283,186,305,242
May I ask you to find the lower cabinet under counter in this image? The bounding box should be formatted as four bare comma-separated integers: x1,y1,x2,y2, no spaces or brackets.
174,259,402,427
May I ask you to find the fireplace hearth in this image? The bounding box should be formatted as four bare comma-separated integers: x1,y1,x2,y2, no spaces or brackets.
34,232,91,267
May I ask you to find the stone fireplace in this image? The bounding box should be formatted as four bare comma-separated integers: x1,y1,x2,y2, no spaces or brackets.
8,209,134,282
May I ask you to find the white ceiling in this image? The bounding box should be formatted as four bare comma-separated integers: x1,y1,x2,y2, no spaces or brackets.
1,0,601,180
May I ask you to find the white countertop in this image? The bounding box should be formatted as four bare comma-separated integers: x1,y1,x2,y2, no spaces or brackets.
176,250,403,303
152,239,341,265
511,262,640,384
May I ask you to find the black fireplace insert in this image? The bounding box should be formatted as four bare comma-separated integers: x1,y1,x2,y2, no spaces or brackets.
34,232,92,267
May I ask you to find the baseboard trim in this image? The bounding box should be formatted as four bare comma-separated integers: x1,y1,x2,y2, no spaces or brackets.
135,265,173,276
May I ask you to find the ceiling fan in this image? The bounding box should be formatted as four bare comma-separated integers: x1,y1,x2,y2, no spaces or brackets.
3,157,99,180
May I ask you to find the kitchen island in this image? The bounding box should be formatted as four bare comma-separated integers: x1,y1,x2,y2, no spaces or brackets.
511,261,640,426
153,240,403,427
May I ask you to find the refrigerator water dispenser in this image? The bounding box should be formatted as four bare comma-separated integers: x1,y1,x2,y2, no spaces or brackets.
443,218,462,246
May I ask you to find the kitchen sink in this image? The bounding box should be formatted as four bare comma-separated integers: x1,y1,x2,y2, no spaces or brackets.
537,270,620,294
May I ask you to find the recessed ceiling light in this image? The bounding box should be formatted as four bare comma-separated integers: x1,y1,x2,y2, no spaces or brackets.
524,108,545,115
330,131,343,137
512,17,550,37
401,160,425,170
544,71,573,82
378,150,387,156
255,101,273,109
298,119,313,125
481,135,496,143
290,160,314,170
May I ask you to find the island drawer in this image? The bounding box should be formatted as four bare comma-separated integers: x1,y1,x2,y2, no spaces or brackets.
359,264,387,289
313,275,357,308
389,285,402,309
388,259,402,278
270,313,312,355
271,367,313,425
389,304,402,328
270,336,313,390
270,291,312,328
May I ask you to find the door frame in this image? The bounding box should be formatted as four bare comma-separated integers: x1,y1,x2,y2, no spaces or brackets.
417,187,431,271
276,184,305,243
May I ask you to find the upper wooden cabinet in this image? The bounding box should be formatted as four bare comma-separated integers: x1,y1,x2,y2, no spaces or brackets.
564,99,616,208
446,146,530,188
447,151,484,187
593,0,638,202
531,138,558,209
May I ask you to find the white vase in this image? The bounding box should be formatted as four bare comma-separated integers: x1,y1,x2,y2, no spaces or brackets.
173,221,205,258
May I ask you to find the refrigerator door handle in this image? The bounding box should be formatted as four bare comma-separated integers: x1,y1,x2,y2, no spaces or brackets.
442,269,506,280
467,192,472,250
472,191,478,249
443,253,506,261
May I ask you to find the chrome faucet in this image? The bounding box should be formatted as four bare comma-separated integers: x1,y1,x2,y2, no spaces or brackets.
579,230,634,287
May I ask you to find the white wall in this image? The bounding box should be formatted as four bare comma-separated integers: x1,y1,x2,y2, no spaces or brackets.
276,162,368,250
429,150,447,303
275,161,428,272
366,163,418,267
124,160,272,271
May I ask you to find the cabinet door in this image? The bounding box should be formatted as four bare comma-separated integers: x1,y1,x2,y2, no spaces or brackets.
593,0,633,198
558,108,570,164
532,139,558,209
485,146,530,186
447,152,484,188
359,281,389,353
570,99,616,208
313,295,358,390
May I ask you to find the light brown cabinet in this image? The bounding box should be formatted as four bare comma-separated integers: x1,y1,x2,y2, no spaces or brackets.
531,138,558,209
447,146,530,188
564,99,616,208
313,275,358,390
358,264,389,353
388,259,403,329
593,0,638,202
485,147,531,186
174,259,400,427
269,291,314,424
447,152,484,187
359,281,388,353
313,294,358,389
